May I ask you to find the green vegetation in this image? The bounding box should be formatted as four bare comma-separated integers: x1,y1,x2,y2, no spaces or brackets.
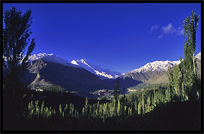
128,83,168,93
168,11,200,102
44,85,64,93
19,82,200,130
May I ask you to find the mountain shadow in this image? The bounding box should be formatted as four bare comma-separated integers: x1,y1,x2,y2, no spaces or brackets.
23,59,111,93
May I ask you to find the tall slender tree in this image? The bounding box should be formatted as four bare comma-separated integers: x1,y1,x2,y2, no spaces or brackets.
114,80,120,101
113,80,120,113
168,11,199,101
3,7,36,128
182,11,199,100
3,7,36,96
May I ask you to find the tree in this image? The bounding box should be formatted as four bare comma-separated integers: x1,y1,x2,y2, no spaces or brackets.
173,65,181,98
122,87,125,96
141,93,145,114
2,7,36,128
84,97,89,117
3,7,36,96
113,80,120,101
113,80,120,113
117,99,120,116
146,95,151,113
121,87,126,117
137,102,141,114
59,104,63,117
168,11,200,101
182,11,200,100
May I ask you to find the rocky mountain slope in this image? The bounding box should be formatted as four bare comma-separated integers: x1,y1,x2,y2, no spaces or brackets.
24,54,111,96
71,59,123,79
121,60,180,84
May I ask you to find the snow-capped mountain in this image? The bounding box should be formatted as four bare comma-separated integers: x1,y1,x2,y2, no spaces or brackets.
71,59,123,79
195,52,201,60
23,56,110,96
131,52,201,74
122,60,180,84
29,53,77,67
123,52,201,84
29,53,123,79
29,53,51,61
131,60,180,73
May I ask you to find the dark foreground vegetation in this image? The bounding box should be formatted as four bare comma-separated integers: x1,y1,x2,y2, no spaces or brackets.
22,100,200,131
3,90,201,131
3,84,201,131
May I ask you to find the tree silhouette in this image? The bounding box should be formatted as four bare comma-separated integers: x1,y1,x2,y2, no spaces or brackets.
3,7,36,129
3,7,36,96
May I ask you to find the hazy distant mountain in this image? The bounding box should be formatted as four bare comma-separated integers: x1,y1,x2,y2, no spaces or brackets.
71,59,123,79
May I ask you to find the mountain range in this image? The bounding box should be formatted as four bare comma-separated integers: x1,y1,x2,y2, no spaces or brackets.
25,54,110,91
22,52,201,98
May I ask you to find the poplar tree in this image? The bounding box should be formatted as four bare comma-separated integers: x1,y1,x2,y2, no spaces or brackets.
59,104,62,117
117,99,120,116
3,7,36,95
137,102,141,114
84,97,88,116
113,80,120,112
168,11,200,101
147,95,151,113
173,65,181,98
141,93,145,114
114,81,120,101
122,87,125,98
3,7,36,122
182,11,200,100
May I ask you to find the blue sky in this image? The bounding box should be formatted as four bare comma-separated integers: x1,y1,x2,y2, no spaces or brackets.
3,3,201,73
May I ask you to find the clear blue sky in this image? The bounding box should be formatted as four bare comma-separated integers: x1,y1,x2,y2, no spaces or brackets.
3,3,201,73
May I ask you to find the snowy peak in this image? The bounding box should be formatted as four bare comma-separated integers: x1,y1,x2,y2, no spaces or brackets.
71,60,79,66
71,59,94,69
29,53,54,61
131,52,201,73
29,53,76,67
70,59,123,79
79,59,93,69
131,60,180,73
195,52,201,60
